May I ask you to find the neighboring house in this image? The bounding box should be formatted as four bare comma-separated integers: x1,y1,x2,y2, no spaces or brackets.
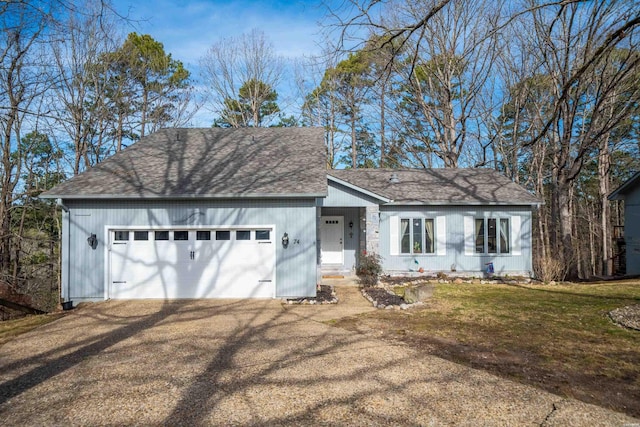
609,171,640,276
41,128,540,302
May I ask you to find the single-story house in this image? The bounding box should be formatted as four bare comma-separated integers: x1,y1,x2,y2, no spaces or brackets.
609,171,640,276
41,128,540,301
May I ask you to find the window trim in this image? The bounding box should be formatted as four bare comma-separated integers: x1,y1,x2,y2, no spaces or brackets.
474,217,511,255
255,230,271,241
215,230,231,241
196,230,211,241
114,231,129,241
154,231,169,241
173,230,189,241
133,231,149,241
236,230,251,241
399,217,435,255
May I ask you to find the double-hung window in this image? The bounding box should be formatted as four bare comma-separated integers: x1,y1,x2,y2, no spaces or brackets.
475,218,510,254
400,218,435,254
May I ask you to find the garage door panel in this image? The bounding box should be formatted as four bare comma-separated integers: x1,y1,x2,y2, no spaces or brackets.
112,240,178,299
212,242,274,298
110,228,275,299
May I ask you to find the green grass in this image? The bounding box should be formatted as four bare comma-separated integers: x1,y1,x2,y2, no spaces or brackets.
0,313,64,346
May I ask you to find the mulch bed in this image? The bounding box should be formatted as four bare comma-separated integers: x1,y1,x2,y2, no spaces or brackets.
285,285,337,305
361,287,406,308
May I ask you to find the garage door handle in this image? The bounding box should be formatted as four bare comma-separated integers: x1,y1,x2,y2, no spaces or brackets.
258,242,271,244
189,250,195,260
258,280,272,282
113,281,126,284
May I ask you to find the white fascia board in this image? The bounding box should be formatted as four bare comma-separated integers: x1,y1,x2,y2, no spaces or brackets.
383,201,542,207
40,192,327,200
608,171,640,200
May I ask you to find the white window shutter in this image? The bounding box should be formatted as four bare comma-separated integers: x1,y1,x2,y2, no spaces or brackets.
464,216,475,255
511,215,522,256
436,216,446,255
389,215,399,255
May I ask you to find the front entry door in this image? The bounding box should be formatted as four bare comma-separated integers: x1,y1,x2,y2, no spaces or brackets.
320,216,344,265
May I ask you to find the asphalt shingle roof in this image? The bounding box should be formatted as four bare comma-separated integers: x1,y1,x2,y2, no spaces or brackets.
42,127,328,199
328,169,541,205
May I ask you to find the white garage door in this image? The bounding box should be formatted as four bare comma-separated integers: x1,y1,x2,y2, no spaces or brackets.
109,228,275,299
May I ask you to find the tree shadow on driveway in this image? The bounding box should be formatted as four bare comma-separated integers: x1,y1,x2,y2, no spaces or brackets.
0,299,636,426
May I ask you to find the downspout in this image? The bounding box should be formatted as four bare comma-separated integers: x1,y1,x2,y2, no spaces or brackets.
56,198,69,212
56,199,70,303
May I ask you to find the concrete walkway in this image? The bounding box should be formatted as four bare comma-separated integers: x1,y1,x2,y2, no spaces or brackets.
0,288,637,426
284,277,376,322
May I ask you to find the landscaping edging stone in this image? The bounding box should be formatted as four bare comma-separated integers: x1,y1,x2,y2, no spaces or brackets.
285,285,338,305
361,286,423,310
608,304,640,331
361,275,536,310
383,275,532,285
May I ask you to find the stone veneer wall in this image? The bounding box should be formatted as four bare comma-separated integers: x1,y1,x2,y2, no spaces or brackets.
359,207,366,262
365,205,380,254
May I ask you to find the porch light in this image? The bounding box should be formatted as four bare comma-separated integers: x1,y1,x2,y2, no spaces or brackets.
282,232,289,248
87,233,98,249
349,221,353,229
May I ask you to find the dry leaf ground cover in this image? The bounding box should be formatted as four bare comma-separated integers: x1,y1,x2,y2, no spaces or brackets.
333,279,640,418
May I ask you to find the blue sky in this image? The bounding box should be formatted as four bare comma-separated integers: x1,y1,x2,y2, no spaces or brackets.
111,0,334,125
113,0,329,68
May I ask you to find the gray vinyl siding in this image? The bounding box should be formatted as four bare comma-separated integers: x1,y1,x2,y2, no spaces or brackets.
624,186,640,275
380,205,533,276
319,181,379,207
61,198,317,301
320,207,361,271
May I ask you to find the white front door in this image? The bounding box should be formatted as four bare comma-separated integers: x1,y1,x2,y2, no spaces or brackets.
320,216,344,265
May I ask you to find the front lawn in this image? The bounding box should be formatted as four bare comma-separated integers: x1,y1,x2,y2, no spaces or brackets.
0,313,63,347
333,279,640,418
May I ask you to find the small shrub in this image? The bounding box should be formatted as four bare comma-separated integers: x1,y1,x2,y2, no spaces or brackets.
534,255,566,283
436,271,448,279
356,251,382,287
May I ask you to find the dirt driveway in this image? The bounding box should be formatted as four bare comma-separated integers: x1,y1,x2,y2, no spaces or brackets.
0,291,637,426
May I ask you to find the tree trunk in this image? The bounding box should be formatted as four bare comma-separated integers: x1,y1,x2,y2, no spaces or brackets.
380,83,385,167
351,108,357,168
73,134,83,175
1,132,14,275
588,204,596,276
557,177,578,280
12,202,27,283
140,87,148,139
117,111,124,152
598,136,612,275
0,201,11,276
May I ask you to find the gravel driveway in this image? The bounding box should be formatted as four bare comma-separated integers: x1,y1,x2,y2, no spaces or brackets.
0,289,637,426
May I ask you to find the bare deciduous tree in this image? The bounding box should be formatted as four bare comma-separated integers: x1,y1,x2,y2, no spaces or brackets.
527,1,640,278
200,29,285,127
0,1,53,277
390,0,501,167
50,0,120,174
